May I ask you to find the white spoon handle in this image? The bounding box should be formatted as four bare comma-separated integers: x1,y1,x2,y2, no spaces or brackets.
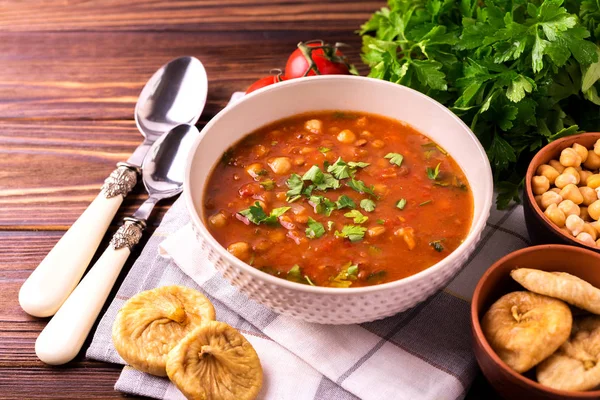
19,166,137,317
35,221,143,365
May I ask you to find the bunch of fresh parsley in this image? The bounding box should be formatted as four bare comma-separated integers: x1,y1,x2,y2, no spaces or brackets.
359,0,600,208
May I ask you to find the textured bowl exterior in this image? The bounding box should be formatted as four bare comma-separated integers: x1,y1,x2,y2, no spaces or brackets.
471,245,600,399
524,132,600,253
185,75,493,324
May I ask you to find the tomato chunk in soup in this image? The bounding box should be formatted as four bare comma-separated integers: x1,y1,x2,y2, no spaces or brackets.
203,111,473,288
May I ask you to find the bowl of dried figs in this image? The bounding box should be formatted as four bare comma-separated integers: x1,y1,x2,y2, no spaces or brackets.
524,132,600,252
471,245,600,399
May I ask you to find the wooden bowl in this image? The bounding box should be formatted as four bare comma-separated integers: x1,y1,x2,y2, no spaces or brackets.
471,245,600,399
524,132,600,252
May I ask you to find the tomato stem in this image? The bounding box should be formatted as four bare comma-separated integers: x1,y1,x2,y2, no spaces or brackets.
296,40,356,77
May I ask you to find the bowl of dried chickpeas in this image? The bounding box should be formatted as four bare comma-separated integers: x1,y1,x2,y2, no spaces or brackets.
524,132,600,252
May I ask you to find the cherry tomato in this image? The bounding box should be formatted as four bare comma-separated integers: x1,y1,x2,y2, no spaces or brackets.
285,40,351,79
246,74,285,94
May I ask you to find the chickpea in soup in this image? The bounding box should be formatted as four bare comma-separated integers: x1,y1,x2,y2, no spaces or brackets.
203,111,473,287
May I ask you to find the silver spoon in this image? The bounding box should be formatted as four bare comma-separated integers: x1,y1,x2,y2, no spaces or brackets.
35,124,199,365
19,57,207,318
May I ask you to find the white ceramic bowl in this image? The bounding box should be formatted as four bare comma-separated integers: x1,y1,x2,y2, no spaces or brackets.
184,75,493,324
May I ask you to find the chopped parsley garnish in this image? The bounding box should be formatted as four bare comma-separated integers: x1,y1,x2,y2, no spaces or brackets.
305,217,325,239
336,195,356,210
347,178,376,196
419,200,432,206
421,142,447,155
376,219,385,225
309,195,337,217
256,169,268,176
360,198,376,212
344,210,369,224
286,265,314,285
335,225,367,242
330,262,359,287
396,198,407,210
238,202,290,226
259,179,275,190
302,165,340,191
430,240,444,252
384,152,404,167
318,146,331,154
426,163,441,180
285,173,303,202
348,161,370,169
327,157,353,179
366,270,387,284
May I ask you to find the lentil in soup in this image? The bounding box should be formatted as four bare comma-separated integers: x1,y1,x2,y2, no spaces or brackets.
203,111,473,287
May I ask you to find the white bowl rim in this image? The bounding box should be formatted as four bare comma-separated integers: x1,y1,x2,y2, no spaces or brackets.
184,75,494,295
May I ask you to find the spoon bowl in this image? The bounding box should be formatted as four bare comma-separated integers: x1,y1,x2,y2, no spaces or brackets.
136,57,207,141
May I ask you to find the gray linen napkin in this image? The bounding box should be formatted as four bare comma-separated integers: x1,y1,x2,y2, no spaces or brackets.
86,194,529,400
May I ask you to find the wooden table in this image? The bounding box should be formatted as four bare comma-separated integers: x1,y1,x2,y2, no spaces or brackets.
0,1,499,398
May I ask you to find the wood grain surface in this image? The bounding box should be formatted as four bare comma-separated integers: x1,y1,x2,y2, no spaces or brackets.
0,1,499,399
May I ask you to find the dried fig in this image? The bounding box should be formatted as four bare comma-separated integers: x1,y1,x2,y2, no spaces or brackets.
511,268,600,315
481,291,572,373
537,316,600,391
112,285,216,376
166,321,263,400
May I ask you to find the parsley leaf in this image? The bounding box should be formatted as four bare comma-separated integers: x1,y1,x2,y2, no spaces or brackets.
310,195,337,217
302,165,340,191
327,157,353,179
430,240,444,252
285,174,303,202
318,146,331,154
344,210,369,224
330,262,359,288
360,198,376,212
305,217,325,239
347,178,376,196
336,195,356,210
238,202,290,226
384,152,404,167
396,198,407,210
426,163,441,180
335,225,368,242
260,179,275,191
348,161,370,169
287,265,314,285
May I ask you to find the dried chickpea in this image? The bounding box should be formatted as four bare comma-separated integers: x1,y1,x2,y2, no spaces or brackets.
597,238,600,247
227,242,251,261
293,157,305,166
550,188,562,194
584,150,600,169
559,183,584,204
337,129,356,144
531,175,550,195
252,144,269,158
589,200,600,220
558,200,580,217
559,147,582,167
534,195,543,208
591,221,600,235
554,173,577,189
580,186,598,206
576,232,596,247
394,227,416,250
562,167,581,184
367,226,386,238
299,147,314,154
587,174,600,189
565,214,585,236
582,223,598,240
268,157,292,175
549,160,566,173
245,163,264,180
360,130,373,138
580,207,592,222
373,183,388,196
371,139,385,149
209,212,228,228
595,139,600,156
304,119,322,134
545,204,566,227
572,143,589,163
536,164,560,185
268,230,285,243
579,170,592,186
540,191,562,210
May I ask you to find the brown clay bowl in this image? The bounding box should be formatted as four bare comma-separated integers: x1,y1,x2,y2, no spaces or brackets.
524,132,600,252
471,245,600,399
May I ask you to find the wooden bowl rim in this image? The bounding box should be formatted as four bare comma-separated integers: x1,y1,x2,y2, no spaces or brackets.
525,132,600,252
471,244,600,398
